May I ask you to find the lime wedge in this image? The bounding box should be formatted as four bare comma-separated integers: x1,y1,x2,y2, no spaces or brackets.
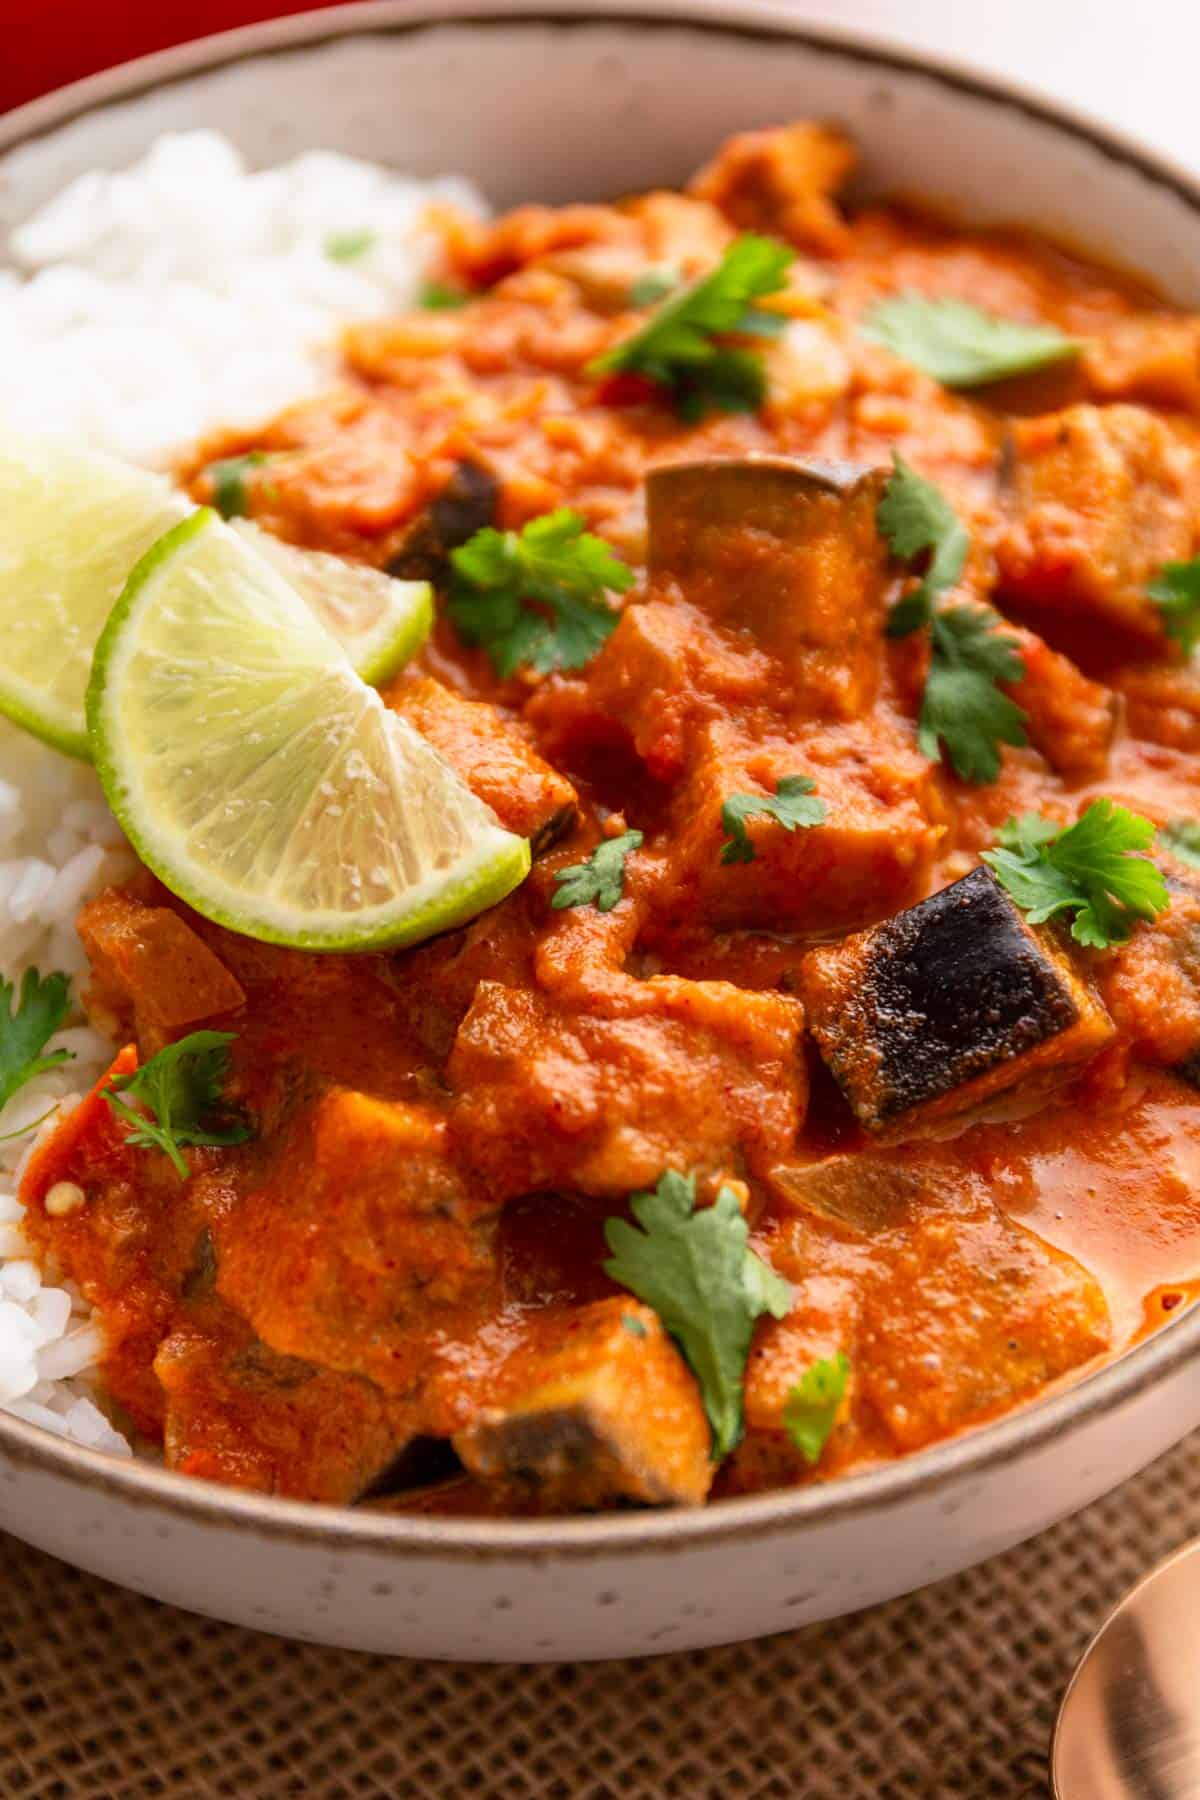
0,435,188,758
88,509,530,951
0,436,431,760
230,521,432,686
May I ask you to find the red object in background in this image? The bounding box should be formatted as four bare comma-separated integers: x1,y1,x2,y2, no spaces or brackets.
4,1,357,116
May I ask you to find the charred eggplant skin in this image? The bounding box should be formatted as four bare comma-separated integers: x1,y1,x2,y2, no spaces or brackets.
802,867,1113,1138
453,1298,712,1510
862,869,1078,1120
644,454,888,723
386,459,499,582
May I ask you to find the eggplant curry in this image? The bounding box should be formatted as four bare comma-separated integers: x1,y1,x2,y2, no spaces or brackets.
21,121,1200,1512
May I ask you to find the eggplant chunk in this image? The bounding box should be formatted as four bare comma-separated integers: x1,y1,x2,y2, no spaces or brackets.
736,1163,1110,1482
156,1314,414,1504
645,455,888,720
78,889,246,1053
801,867,1114,1142
995,405,1199,652
688,121,855,257
857,1197,1111,1452
768,1155,920,1237
385,459,498,583
454,1299,713,1509
1083,315,1200,414
384,669,577,853
1098,867,1200,1073
1003,624,1116,780
212,1089,499,1398
447,973,804,1202
654,715,939,938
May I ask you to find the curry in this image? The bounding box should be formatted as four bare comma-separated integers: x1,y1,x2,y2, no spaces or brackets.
20,121,1200,1512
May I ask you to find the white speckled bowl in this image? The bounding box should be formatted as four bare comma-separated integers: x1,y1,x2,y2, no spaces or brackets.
3,0,1200,1661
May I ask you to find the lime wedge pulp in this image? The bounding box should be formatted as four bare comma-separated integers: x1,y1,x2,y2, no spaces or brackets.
0,435,188,757
87,509,530,951
230,520,432,687
0,434,432,759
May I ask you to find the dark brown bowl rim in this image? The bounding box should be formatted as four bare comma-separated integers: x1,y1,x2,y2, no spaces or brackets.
1,0,1198,1561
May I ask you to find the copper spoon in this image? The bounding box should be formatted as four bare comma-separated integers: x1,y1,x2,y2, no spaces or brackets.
1052,1538,1200,1797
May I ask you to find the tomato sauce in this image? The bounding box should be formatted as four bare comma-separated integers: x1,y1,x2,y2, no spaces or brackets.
20,121,1200,1511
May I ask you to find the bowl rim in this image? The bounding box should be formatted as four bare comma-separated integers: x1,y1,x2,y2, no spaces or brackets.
2,0,1200,1561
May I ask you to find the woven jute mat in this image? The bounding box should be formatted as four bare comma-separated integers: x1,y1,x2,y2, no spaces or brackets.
3,1435,1197,1799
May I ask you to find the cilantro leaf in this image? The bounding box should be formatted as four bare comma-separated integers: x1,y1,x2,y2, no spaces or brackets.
418,279,469,310
720,776,826,865
588,233,792,420
448,509,634,677
206,452,270,520
877,458,1026,782
922,607,1028,783
551,830,643,912
1148,558,1200,657
782,1353,850,1465
982,799,1170,949
0,969,73,1136
1160,819,1200,869
862,292,1079,388
324,229,376,263
877,453,970,634
102,1030,252,1179
604,1169,791,1460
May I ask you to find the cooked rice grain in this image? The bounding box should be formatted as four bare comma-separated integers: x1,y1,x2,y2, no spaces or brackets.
0,132,485,1455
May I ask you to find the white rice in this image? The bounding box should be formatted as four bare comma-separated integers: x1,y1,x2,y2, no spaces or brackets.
0,129,485,467
0,734,137,1454
0,131,488,1453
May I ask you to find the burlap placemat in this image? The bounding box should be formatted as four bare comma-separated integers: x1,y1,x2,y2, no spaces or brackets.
3,1434,1197,1798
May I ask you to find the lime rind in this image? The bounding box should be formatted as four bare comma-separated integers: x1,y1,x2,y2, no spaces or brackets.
0,669,92,762
88,510,530,952
355,593,435,688
0,434,432,766
229,520,433,687
0,434,188,758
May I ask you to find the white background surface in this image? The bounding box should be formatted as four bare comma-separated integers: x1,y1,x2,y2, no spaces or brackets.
784,0,1196,170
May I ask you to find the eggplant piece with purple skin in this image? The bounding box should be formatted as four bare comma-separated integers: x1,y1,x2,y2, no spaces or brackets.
645,453,889,720
801,866,1115,1144
386,458,499,583
454,1299,713,1510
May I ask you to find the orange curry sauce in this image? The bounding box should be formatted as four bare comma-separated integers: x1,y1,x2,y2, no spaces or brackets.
20,123,1200,1511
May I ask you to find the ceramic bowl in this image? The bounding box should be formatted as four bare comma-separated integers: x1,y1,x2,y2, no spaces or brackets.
2,0,1199,1661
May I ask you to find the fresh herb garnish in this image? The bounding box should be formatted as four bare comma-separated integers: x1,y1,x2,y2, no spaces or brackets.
206,452,270,520
551,829,643,912
0,969,73,1138
604,1168,791,1460
324,229,376,263
1148,559,1200,657
920,607,1029,785
1160,819,1200,868
878,455,1027,782
628,265,680,307
877,452,970,635
982,800,1170,949
782,1353,850,1465
588,233,792,420
720,777,825,865
102,1030,252,1179
448,509,634,677
862,293,1080,388
418,279,469,310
